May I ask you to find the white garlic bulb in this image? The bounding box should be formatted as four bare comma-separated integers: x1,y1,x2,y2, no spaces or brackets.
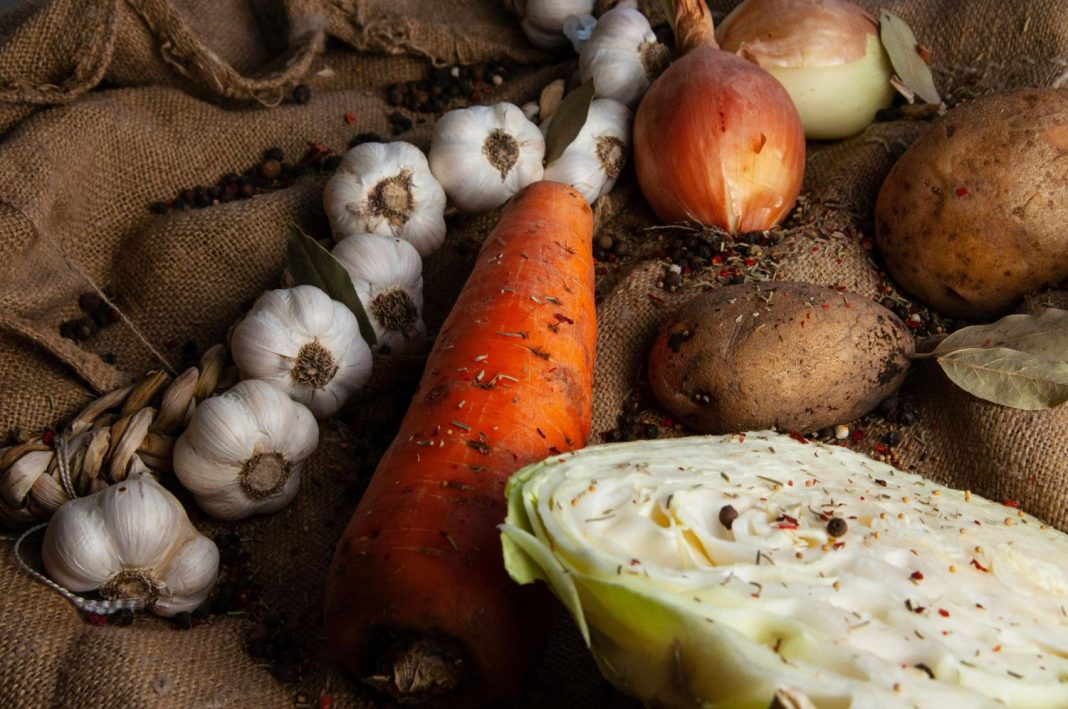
428,103,545,214
579,6,669,108
323,141,447,256
506,0,596,50
543,98,632,204
230,285,372,419
173,379,319,520
42,473,219,617
331,234,428,356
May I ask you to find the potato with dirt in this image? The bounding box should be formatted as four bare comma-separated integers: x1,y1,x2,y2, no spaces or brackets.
875,88,1068,320
648,282,913,434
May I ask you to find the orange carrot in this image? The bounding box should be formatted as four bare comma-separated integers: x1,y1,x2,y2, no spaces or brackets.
324,182,596,705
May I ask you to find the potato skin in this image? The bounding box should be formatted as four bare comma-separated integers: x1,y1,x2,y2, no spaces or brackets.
875,89,1068,319
648,282,913,434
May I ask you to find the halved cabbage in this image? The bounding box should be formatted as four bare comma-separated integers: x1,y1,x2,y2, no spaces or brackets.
501,432,1068,708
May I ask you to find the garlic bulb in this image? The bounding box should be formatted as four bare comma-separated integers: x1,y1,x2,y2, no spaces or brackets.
331,234,428,356
230,285,372,419
323,141,447,256
42,473,219,617
428,103,546,214
579,6,670,108
543,98,632,204
173,379,319,520
506,0,596,51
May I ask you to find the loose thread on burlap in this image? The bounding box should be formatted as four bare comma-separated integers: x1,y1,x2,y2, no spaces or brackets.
9,524,148,616
42,223,179,377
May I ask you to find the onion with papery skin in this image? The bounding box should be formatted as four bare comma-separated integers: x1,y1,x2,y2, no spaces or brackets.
634,0,805,234
717,0,895,140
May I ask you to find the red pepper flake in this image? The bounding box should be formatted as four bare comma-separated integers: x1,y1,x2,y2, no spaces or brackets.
776,523,798,530
629,558,641,566
992,644,1001,653
860,238,873,250
955,186,969,197
660,417,674,427
778,514,799,526
743,258,757,267
1002,498,1018,508
319,696,334,709
788,431,809,444
553,313,575,325
971,558,989,572
905,599,925,614
719,269,732,278
937,608,950,617
905,319,923,329
343,112,356,124
873,442,889,455
850,429,864,442
85,612,108,626
711,255,723,265
42,429,56,445
910,571,924,581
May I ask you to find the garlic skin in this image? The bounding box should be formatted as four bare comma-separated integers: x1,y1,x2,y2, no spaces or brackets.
579,7,670,108
506,0,596,51
429,103,546,214
42,473,219,617
173,380,320,520
543,98,632,204
323,141,447,256
332,234,428,356
230,285,372,419
716,0,895,139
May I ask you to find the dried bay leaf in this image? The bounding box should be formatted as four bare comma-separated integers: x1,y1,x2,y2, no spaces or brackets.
286,230,377,347
544,79,596,164
879,10,940,105
937,346,1068,410
933,308,1068,361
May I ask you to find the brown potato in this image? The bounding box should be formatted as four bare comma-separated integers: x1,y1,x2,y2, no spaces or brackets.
648,282,913,434
875,89,1068,320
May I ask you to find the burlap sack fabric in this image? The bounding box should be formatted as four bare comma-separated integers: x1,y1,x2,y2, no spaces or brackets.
0,0,1065,706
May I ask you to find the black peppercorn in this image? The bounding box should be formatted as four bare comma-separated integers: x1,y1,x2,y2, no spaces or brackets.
827,517,848,537
263,147,285,162
719,504,738,530
259,159,282,181
78,291,103,313
292,83,311,104
149,201,169,215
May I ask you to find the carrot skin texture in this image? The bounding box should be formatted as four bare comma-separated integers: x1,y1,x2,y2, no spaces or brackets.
325,182,596,705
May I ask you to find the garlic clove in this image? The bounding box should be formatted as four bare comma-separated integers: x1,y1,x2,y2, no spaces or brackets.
42,498,119,592
579,7,669,108
100,473,186,569
323,141,447,256
543,98,632,204
154,533,220,616
429,103,545,214
230,285,373,420
173,380,319,520
332,234,428,356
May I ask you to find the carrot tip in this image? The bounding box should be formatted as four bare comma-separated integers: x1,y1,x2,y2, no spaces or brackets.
362,637,464,703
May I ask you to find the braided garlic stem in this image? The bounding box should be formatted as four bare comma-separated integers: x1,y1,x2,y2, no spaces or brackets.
0,345,229,528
